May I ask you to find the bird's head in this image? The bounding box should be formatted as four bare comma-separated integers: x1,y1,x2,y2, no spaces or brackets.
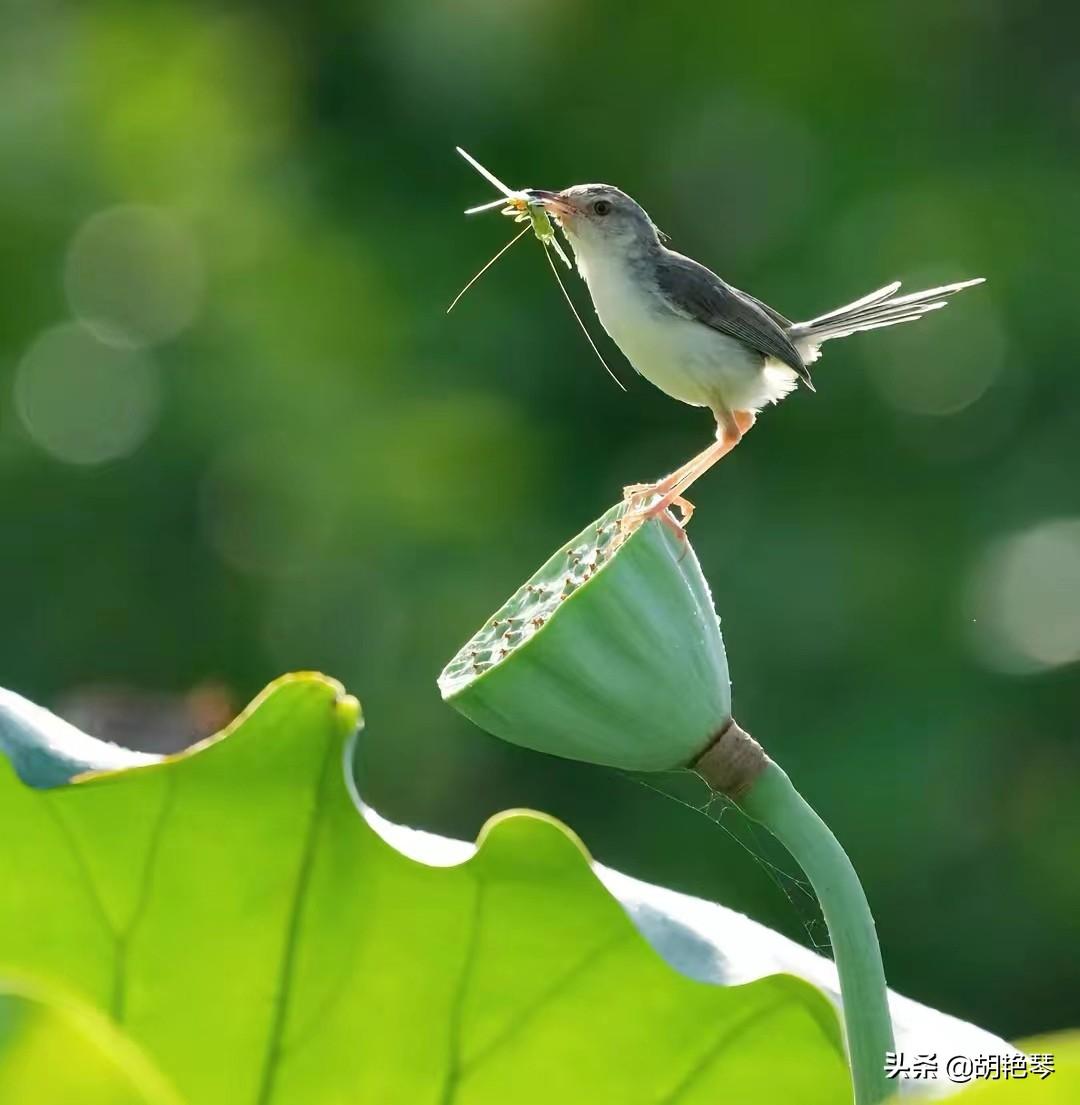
528,184,662,263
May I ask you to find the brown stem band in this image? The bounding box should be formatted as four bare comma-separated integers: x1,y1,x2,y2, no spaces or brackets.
692,717,768,798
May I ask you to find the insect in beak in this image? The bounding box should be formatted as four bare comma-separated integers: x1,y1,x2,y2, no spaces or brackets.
450,148,626,391
456,148,573,267
524,190,578,221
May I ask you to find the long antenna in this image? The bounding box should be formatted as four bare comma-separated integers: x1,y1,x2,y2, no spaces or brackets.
455,147,514,197
464,197,512,215
541,244,626,391
446,226,530,314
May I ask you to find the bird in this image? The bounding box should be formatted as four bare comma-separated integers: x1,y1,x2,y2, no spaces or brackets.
526,184,984,527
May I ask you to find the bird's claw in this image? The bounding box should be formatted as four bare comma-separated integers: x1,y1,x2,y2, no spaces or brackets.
619,483,695,544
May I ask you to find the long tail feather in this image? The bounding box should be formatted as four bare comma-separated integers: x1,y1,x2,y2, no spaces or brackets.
791,277,984,353
802,281,901,326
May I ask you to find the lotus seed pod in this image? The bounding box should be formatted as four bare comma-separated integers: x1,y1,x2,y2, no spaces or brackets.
439,503,732,772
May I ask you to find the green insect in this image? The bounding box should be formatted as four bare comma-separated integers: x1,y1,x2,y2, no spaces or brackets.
521,198,572,268
456,146,571,268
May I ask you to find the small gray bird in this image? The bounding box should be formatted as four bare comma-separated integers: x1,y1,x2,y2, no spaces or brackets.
528,184,983,524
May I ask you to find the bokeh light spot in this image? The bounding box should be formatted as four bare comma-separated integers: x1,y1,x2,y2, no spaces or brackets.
871,290,1006,416
967,518,1080,673
64,204,204,348
14,322,161,465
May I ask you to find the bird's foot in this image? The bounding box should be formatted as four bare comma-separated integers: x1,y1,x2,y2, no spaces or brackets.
620,482,695,541
622,480,663,498
621,469,685,508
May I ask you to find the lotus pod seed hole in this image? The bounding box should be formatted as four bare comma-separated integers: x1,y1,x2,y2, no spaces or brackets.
439,502,666,698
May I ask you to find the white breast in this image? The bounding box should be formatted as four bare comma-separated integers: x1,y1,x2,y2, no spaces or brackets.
572,245,791,414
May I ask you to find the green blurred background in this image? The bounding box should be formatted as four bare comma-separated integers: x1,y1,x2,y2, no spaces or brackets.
2,0,1077,1042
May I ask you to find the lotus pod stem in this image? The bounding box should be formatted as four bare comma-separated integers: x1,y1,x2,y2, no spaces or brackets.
702,744,895,1105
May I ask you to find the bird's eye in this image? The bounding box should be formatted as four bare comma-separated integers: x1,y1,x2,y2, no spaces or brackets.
592,199,612,216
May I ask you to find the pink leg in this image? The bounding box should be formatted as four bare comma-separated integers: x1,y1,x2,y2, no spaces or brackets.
623,410,756,530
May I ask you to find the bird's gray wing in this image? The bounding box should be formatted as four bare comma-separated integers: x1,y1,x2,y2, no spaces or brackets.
738,288,793,330
655,252,811,385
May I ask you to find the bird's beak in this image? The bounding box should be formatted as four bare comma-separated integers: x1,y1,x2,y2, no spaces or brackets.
525,190,578,219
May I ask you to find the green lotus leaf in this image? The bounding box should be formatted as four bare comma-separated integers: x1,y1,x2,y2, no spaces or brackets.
0,674,847,1104
0,975,181,1105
